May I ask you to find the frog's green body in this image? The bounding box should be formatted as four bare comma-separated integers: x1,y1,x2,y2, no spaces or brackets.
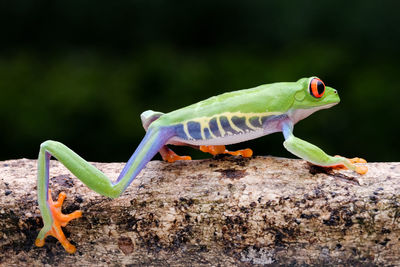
34,77,367,253
149,77,339,146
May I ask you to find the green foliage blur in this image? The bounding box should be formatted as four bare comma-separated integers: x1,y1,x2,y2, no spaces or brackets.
1,0,399,162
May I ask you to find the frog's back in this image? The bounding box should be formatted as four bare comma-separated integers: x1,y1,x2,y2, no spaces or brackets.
157,81,296,125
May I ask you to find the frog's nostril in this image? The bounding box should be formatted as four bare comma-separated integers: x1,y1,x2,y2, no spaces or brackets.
334,90,337,94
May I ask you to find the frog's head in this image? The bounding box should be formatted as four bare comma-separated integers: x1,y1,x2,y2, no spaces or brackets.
289,77,340,123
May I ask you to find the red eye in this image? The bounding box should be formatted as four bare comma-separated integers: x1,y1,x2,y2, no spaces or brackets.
308,78,325,98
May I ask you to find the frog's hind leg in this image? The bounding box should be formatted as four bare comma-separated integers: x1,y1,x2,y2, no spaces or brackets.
140,111,192,163
36,126,176,253
199,145,253,158
35,189,82,253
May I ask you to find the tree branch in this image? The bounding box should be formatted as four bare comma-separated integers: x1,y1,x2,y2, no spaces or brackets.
1,157,399,266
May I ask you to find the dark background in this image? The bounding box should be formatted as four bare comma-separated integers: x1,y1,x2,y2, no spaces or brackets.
1,0,399,162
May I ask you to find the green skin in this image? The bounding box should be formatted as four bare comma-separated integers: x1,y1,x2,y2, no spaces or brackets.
36,77,363,252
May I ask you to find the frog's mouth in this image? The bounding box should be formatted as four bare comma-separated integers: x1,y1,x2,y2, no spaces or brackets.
322,87,341,106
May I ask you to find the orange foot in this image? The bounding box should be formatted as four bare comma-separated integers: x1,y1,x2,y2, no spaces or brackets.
35,190,82,253
200,145,253,158
160,147,191,163
330,156,368,175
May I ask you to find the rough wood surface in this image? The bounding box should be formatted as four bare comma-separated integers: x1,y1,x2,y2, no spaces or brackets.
0,157,399,266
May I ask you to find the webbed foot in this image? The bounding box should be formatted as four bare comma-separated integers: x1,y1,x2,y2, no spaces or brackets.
35,190,82,253
160,146,191,163
330,156,368,175
200,145,253,158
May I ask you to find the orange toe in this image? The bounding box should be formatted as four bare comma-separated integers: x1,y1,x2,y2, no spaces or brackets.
227,148,253,158
355,165,368,175
170,155,191,163
35,238,45,247
200,145,226,155
200,145,253,158
349,157,367,164
162,149,191,163
35,190,82,253
331,155,368,174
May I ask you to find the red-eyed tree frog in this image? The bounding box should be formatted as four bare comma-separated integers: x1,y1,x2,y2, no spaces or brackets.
35,77,367,253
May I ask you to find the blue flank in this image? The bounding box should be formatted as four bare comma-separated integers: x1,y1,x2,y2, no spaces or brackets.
219,116,239,135
249,116,262,128
232,116,253,132
209,118,221,137
187,121,202,140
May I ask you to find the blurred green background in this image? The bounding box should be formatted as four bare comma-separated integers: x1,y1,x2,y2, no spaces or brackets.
1,0,399,162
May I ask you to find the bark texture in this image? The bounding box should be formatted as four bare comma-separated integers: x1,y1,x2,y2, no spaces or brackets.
0,157,399,266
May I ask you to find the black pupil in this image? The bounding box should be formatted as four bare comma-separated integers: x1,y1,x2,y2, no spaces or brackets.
317,81,324,95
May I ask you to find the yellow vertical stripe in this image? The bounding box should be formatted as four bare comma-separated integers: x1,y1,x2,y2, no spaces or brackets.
183,123,192,139
216,116,226,136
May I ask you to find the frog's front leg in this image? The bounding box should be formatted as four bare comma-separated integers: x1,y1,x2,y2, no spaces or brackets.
281,122,368,174
35,126,175,253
